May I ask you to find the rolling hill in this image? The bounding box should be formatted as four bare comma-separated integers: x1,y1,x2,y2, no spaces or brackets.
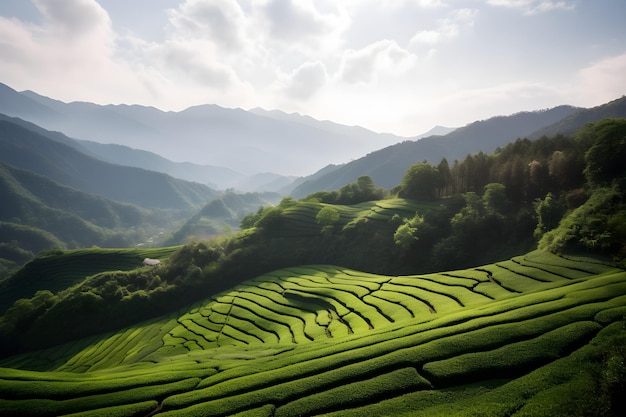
162,191,282,245
0,115,217,210
0,250,623,416
0,158,180,278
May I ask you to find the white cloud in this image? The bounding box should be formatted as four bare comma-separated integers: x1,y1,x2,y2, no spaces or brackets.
166,0,247,51
576,53,626,105
338,40,418,84
0,0,121,100
485,0,575,14
32,0,111,37
147,40,240,88
410,8,477,46
283,61,328,100
252,0,349,44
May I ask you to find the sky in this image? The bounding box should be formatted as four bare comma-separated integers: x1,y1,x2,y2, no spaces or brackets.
0,0,625,137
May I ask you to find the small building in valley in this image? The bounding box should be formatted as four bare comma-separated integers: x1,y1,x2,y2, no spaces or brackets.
143,258,161,266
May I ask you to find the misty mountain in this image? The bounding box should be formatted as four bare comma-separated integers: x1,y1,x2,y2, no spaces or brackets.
0,160,152,268
289,105,583,197
75,140,246,189
528,95,626,139
0,83,405,177
0,116,217,210
163,191,282,245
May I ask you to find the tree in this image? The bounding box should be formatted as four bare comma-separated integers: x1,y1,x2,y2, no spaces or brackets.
316,206,340,236
483,183,508,215
581,119,626,187
534,192,565,238
437,158,452,197
393,223,417,249
398,163,439,200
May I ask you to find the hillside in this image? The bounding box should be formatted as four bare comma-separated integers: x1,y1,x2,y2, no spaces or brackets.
0,112,624,415
163,191,282,245
75,140,246,190
0,160,169,276
0,251,624,416
0,116,217,210
290,103,607,197
0,246,179,315
529,95,626,139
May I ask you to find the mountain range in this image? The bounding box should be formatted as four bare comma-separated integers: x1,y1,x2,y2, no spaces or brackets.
290,97,626,197
4,82,625,198
0,82,406,178
0,114,217,211
1,81,626,273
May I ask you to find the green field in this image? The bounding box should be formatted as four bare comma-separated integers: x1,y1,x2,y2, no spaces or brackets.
0,246,179,313
0,249,624,416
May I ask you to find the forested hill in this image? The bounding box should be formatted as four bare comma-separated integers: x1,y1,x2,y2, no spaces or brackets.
0,160,154,271
290,99,626,198
529,95,626,139
0,115,217,210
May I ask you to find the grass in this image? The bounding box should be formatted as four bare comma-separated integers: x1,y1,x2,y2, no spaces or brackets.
0,250,624,416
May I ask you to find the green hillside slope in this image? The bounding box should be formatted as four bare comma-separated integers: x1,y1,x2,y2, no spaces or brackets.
0,118,624,416
0,247,179,314
0,160,176,278
0,118,217,210
0,251,623,416
163,191,281,245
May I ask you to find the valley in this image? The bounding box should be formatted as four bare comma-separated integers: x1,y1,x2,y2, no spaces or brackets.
0,85,625,416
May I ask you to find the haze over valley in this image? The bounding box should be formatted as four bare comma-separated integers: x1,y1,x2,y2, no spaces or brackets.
1,1,626,416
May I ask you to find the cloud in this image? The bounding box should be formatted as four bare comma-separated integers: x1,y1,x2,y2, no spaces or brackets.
338,40,418,84
253,0,349,44
410,8,477,46
146,40,240,88
576,53,626,105
283,61,328,100
166,0,246,51
32,0,111,37
0,0,117,94
485,0,575,14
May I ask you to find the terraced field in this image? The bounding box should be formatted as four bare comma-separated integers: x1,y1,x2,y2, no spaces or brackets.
275,198,433,237
0,247,179,313
0,250,624,416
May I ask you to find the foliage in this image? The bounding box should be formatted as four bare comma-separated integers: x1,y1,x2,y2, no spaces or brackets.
316,206,340,236
539,184,626,259
579,118,626,187
398,162,440,200
305,176,384,205
533,192,566,238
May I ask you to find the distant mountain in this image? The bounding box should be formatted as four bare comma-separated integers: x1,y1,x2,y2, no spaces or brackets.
415,125,457,138
0,83,406,177
0,160,154,271
528,95,626,139
75,140,246,189
0,115,217,210
163,191,282,245
289,105,583,197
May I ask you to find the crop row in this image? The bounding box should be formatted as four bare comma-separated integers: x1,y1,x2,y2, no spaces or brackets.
17,251,615,373
277,199,431,237
0,247,179,312
0,253,622,416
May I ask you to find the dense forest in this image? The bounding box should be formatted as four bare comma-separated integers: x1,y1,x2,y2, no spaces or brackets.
1,118,624,357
